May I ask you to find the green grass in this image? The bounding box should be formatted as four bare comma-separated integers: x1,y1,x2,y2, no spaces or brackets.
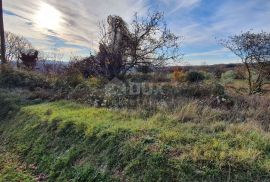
0,145,35,182
1,92,270,181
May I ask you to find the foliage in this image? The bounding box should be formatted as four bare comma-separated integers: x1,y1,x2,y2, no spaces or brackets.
200,71,214,80
20,49,39,70
186,71,205,82
172,70,186,82
0,67,227,110
0,90,21,119
87,76,105,88
221,70,237,84
136,65,152,74
67,56,102,78
62,69,84,88
0,65,53,89
235,65,247,79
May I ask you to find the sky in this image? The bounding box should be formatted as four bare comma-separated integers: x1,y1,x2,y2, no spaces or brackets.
3,0,270,65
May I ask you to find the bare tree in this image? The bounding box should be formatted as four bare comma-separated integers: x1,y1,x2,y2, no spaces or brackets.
5,32,32,66
221,31,270,94
0,0,6,64
127,12,182,73
98,11,182,79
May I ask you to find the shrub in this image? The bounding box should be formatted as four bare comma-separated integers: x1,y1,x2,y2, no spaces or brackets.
186,71,205,82
235,66,246,79
86,77,105,88
20,49,39,70
61,69,84,88
0,91,20,119
136,65,152,74
0,66,53,89
213,68,224,79
200,71,214,80
221,70,237,84
172,70,186,82
179,83,224,97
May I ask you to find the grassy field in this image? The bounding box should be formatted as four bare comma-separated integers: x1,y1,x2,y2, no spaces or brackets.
1,90,270,181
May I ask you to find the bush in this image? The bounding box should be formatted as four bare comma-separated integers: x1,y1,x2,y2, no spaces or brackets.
213,68,224,79
0,91,20,119
136,65,152,74
20,49,39,70
178,83,225,97
200,71,214,80
221,70,237,84
235,66,246,79
86,76,105,88
0,66,53,89
56,69,84,89
172,70,186,82
186,71,205,82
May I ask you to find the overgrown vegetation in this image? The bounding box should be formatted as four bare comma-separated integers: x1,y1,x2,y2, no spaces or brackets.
1,90,270,181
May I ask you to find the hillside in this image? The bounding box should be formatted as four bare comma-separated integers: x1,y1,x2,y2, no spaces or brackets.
1,89,270,181
1,0,270,181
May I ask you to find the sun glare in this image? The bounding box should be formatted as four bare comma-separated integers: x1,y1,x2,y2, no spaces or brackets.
34,2,63,31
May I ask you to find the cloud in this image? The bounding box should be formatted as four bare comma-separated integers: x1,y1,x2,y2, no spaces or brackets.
3,0,270,64
166,0,270,64
157,0,201,14
186,48,229,57
3,0,148,58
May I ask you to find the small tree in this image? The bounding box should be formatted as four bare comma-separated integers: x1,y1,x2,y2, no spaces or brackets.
20,49,39,70
98,11,182,79
221,31,270,94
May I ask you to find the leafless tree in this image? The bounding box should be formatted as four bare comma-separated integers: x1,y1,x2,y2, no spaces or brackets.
127,12,182,72
221,31,270,94
5,32,33,66
0,0,6,64
98,11,182,79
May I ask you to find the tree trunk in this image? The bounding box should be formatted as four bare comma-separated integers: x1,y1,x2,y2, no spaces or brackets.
0,0,6,64
244,61,253,94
